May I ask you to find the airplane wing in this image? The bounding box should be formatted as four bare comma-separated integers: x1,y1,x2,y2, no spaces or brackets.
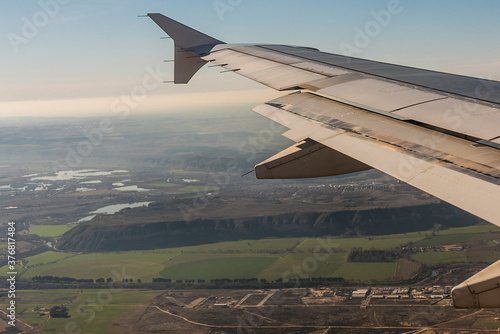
146,13,500,308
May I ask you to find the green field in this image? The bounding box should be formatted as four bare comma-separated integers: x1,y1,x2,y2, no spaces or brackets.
437,225,500,235
9,224,500,284
259,252,348,281
29,224,76,237
170,238,302,253
161,256,278,280
14,239,300,282
43,290,155,334
415,234,492,247
0,290,82,328
24,251,75,266
0,290,156,334
297,234,426,252
21,251,178,281
363,236,426,249
297,237,367,251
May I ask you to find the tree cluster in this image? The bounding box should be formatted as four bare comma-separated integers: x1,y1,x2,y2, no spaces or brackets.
50,305,69,318
32,275,93,283
348,248,400,262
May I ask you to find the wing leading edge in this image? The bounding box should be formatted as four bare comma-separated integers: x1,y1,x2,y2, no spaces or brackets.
146,14,500,308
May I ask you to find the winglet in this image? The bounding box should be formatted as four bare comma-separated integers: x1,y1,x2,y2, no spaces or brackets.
147,13,225,84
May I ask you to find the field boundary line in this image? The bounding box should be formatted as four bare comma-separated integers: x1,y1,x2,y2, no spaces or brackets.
256,239,304,279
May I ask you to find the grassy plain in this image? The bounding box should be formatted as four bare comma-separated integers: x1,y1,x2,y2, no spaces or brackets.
0,290,156,334
29,224,76,237
11,224,500,284
172,238,302,253
258,252,349,281
297,233,427,251
22,251,177,281
0,290,82,328
18,238,300,282
43,290,155,334
161,256,278,281
24,251,76,266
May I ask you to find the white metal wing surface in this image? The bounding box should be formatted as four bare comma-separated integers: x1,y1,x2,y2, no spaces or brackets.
146,14,500,308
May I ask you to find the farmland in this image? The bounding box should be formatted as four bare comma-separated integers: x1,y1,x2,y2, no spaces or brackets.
160,256,278,281
6,223,500,284
24,251,76,266
20,251,178,281
29,224,76,238
43,290,156,334
0,290,82,328
259,252,349,281
0,289,156,334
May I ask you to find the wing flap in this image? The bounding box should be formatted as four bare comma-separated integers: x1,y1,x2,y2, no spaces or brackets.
253,92,500,227
255,139,371,179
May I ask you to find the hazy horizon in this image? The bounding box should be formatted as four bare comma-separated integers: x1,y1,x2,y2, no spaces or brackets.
2,0,500,118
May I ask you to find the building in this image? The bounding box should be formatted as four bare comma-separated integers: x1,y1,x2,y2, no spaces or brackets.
213,303,229,308
352,288,370,299
372,289,392,299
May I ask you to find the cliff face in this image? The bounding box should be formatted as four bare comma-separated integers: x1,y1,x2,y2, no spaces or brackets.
57,203,480,252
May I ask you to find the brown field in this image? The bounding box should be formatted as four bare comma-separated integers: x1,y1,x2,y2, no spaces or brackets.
396,258,422,280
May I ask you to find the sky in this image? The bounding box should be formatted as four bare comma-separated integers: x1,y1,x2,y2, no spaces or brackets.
1,0,500,118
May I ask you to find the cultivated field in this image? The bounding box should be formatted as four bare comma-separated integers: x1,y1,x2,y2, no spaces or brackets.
258,252,349,281
5,224,499,284
29,224,76,238
0,289,157,334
